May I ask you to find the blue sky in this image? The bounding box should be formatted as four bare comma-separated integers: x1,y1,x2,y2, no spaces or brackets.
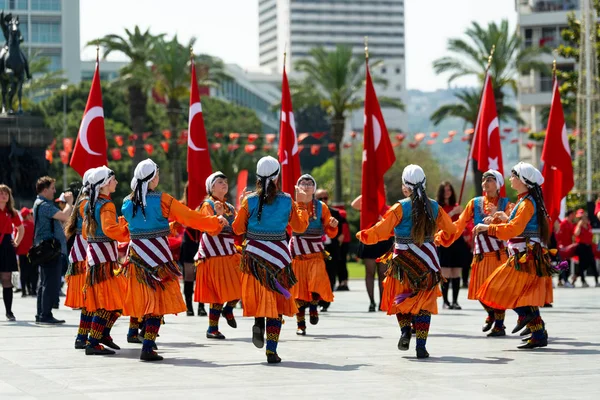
80,0,517,91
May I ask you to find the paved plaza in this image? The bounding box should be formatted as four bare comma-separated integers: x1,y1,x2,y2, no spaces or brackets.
1,281,599,399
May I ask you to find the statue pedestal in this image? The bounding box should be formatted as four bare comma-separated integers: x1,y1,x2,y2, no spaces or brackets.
0,114,54,206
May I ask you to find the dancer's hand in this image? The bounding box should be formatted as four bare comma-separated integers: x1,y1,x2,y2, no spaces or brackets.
329,217,339,228
295,186,311,203
217,215,229,227
493,211,509,222
214,201,225,216
473,223,489,235
483,216,493,224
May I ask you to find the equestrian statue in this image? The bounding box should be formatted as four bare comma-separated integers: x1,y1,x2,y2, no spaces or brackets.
0,11,31,114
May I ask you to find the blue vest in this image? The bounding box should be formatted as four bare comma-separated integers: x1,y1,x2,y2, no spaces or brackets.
203,198,235,234
75,196,88,235
85,197,114,243
246,192,292,241
509,195,539,237
294,200,323,236
473,196,509,225
393,198,440,243
122,191,170,239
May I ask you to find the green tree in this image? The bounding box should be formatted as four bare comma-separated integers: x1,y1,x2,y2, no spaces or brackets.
22,53,67,104
292,45,404,203
432,19,546,196
152,35,228,198
90,26,164,166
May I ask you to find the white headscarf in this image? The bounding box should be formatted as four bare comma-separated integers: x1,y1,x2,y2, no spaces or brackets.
297,174,317,193
512,162,544,188
81,167,96,195
256,156,280,222
88,166,115,212
402,164,427,199
205,171,227,195
483,169,504,189
130,159,159,217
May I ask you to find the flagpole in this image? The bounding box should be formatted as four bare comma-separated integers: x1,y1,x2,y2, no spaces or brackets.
458,45,495,204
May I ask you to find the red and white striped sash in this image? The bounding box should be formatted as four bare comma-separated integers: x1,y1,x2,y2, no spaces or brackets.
393,241,440,272
69,234,87,264
245,239,291,270
128,236,173,268
474,232,505,255
86,241,119,266
289,235,324,257
195,233,237,260
507,237,541,256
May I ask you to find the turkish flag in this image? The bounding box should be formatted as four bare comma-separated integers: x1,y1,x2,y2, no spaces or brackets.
471,73,505,196
70,61,108,177
541,77,574,222
187,61,212,210
360,64,396,230
278,66,301,197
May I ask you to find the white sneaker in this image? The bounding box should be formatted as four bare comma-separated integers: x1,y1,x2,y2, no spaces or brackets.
564,281,574,288
582,282,590,288
595,283,600,287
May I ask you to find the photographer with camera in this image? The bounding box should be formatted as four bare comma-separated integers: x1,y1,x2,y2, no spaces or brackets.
32,176,73,325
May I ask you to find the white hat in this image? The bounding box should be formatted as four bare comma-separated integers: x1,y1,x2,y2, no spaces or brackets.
88,166,115,210
256,156,280,181
205,171,226,195
297,174,317,192
130,159,159,216
402,164,426,198
55,192,66,203
82,167,96,187
483,169,504,189
512,162,544,187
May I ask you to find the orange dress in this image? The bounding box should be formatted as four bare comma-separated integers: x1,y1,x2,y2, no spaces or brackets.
289,201,337,303
476,196,553,309
83,196,130,312
123,193,221,318
358,203,457,315
194,200,242,304
65,199,88,309
436,196,511,300
232,198,309,318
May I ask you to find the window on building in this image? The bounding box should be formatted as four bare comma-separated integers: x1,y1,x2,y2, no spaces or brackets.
395,66,401,74
395,84,402,91
540,27,558,48
7,0,27,10
31,0,62,11
539,68,553,92
381,67,386,74
19,21,27,42
31,22,61,43
524,28,533,48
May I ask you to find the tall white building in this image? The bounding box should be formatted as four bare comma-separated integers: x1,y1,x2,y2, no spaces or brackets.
5,0,81,83
516,0,579,166
258,0,406,130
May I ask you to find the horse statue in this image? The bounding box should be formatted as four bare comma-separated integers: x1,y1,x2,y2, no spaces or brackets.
0,12,31,115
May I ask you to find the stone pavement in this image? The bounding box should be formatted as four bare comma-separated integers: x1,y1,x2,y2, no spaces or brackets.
1,281,599,399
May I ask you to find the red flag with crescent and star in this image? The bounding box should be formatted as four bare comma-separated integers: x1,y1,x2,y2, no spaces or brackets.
278,65,301,197
471,73,505,196
360,63,396,230
187,61,212,210
541,77,574,223
70,60,108,177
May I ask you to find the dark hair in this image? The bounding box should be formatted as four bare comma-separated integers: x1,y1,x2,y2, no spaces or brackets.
436,181,456,206
528,186,550,246
0,184,17,218
565,209,575,217
36,176,55,194
65,197,82,239
84,199,99,239
409,188,436,246
256,178,278,205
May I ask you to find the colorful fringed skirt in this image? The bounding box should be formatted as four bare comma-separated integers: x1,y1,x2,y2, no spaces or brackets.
83,261,125,312
290,252,334,303
467,251,508,300
241,273,298,318
65,260,87,309
477,241,558,309
122,248,187,318
194,253,242,304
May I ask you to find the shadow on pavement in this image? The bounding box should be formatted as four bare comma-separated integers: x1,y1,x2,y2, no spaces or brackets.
406,356,513,364
220,361,369,371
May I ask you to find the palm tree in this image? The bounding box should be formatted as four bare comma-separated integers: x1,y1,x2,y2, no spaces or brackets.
22,53,67,102
432,19,548,196
89,26,163,165
433,20,550,108
152,35,228,198
293,45,404,203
